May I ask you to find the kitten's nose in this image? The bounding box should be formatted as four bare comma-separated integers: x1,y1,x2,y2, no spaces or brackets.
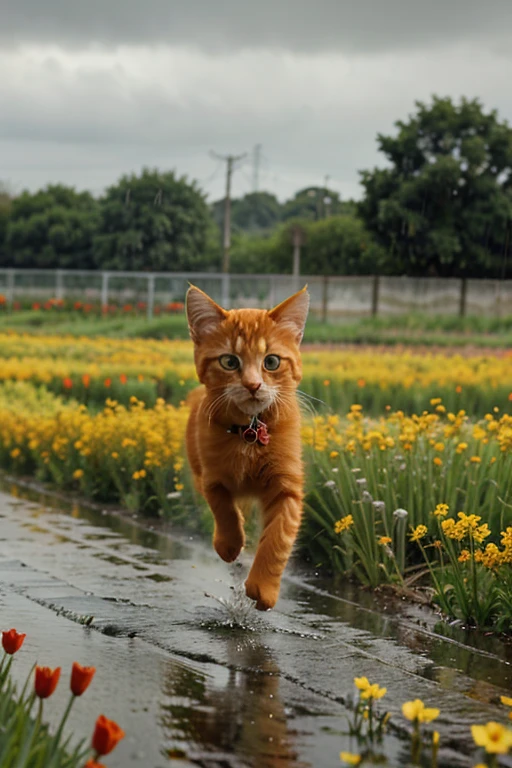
245,381,261,395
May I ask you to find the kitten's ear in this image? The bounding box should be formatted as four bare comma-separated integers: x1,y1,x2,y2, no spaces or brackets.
186,285,227,342
268,286,310,343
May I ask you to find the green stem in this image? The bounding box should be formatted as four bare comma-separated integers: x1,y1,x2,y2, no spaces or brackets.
411,722,421,765
52,693,75,752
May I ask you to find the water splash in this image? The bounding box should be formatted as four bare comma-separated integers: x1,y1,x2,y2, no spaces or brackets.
205,562,262,629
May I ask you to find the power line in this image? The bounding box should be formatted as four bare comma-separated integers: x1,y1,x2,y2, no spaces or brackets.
209,151,247,273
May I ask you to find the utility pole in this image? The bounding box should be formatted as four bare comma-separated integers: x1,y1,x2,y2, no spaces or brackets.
252,144,262,192
323,174,331,218
210,151,247,272
291,224,305,292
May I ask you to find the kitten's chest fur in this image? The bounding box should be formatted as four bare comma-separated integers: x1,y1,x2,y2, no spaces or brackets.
187,390,302,498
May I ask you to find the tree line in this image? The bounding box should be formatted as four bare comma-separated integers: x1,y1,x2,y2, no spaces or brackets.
1,96,511,278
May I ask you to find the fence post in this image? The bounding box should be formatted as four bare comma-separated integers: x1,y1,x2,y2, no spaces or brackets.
321,275,329,323
6,269,15,310
55,269,64,300
221,273,230,309
147,274,155,320
101,272,110,311
459,278,467,317
371,275,380,317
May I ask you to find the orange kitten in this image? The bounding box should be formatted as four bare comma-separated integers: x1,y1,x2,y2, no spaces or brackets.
185,285,309,610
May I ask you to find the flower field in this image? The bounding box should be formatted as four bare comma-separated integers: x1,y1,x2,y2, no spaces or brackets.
0,332,511,414
0,333,511,631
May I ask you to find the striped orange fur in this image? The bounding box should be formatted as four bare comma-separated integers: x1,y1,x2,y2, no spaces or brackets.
185,285,309,610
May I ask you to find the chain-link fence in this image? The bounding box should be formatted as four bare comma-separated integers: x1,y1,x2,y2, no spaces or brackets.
0,269,511,319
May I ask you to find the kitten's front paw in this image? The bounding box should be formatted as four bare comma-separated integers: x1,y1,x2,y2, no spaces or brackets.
213,530,244,563
245,576,280,611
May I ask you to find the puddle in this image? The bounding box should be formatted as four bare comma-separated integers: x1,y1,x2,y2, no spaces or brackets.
0,476,511,767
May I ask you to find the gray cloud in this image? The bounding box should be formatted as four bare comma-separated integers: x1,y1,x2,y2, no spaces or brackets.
3,0,512,54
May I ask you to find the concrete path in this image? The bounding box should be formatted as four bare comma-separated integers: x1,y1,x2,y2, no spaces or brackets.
0,484,511,767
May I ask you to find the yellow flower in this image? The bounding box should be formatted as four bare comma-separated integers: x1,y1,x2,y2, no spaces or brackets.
433,503,449,517
430,397,442,406
323,379,330,387
501,696,512,707
458,549,471,563
378,536,392,546
410,525,428,542
473,524,491,544
432,731,440,746
354,676,370,691
402,699,440,723
361,683,387,700
456,442,468,453
72,469,84,480
10,447,21,458
433,442,445,452
330,451,339,459
334,515,354,534
471,722,512,754
433,457,443,466
470,455,482,464
339,753,361,766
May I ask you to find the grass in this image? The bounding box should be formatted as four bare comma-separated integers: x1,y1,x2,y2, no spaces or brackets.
1,309,511,347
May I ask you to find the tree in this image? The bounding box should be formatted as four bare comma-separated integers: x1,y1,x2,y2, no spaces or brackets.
359,97,512,277
0,183,12,266
281,187,353,222
229,216,383,275
93,169,215,271
6,185,99,269
212,191,282,235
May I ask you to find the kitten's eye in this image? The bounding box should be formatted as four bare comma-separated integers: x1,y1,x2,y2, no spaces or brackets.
219,354,240,371
264,354,280,371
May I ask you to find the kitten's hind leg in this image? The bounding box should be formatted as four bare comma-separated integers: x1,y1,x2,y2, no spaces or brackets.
203,481,245,563
245,487,302,610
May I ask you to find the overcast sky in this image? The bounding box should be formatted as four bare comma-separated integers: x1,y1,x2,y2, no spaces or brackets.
2,0,512,202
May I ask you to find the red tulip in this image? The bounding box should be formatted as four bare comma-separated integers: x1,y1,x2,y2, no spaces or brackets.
63,377,73,390
2,628,26,655
35,666,61,699
84,761,106,768
119,374,127,385
92,714,125,756
70,662,96,696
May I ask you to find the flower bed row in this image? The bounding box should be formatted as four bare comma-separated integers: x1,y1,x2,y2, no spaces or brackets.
303,402,512,630
0,333,510,414
0,296,184,314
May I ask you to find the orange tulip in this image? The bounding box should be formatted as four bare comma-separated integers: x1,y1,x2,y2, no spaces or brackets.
82,373,91,389
103,378,112,388
35,666,61,699
2,628,26,655
84,761,106,768
70,662,96,696
92,714,125,756
119,374,127,385
63,377,73,390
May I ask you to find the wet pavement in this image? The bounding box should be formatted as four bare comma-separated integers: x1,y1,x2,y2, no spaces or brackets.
0,481,511,768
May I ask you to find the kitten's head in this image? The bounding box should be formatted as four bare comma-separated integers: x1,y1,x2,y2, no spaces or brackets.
186,286,309,418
